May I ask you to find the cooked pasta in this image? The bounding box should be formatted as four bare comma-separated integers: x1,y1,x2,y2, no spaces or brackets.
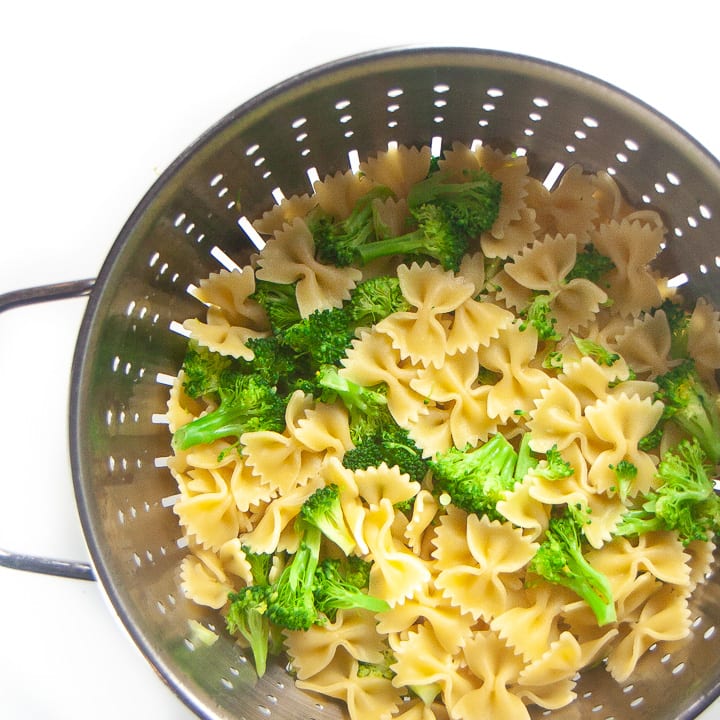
166,141,720,720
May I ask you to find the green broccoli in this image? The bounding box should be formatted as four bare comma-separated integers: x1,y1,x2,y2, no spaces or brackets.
226,584,272,677
299,484,356,555
315,364,430,481
312,558,390,621
533,445,574,480
615,439,720,545
514,433,539,482
519,293,561,342
572,334,620,367
406,168,502,239
638,423,665,453
265,520,323,632
250,279,302,333
609,459,638,502
310,185,396,266
429,434,519,520
564,243,615,284
239,335,307,390
242,545,273,586
280,307,356,370
342,430,429,483
653,358,720,464
315,365,390,441
347,276,411,327
529,507,616,626
172,373,287,451
340,554,373,589
180,340,235,399
656,298,691,359
355,203,469,271
312,168,501,272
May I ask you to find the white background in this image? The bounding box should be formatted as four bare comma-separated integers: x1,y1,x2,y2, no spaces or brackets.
1,1,719,718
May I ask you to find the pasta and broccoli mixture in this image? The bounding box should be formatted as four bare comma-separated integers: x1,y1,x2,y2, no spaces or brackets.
165,141,720,720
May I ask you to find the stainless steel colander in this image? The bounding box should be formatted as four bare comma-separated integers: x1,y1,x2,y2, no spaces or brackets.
4,46,720,720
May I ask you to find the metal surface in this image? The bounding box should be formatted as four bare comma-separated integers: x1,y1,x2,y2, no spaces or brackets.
66,47,720,719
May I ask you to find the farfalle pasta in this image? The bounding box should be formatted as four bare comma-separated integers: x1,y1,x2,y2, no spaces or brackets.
376,262,475,368
165,142,720,720
255,217,362,315
590,217,665,317
501,233,608,334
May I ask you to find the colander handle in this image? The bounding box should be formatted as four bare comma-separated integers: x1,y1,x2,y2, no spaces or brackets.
0,278,96,581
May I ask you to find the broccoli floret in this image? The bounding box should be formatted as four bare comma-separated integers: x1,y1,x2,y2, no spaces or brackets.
239,335,306,390
519,293,561,342
429,434,519,520
315,365,390,440
572,334,620,367
312,558,390,621
180,341,235,399
310,185,396,266
534,445,574,480
615,439,720,545
280,307,355,369
565,243,615,284
638,422,664,453
529,508,616,626
173,373,287,451
609,459,638,502
406,168,502,239
342,422,430,484
250,279,302,333
226,584,272,677
656,298,691,359
653,359,720,464
265,521,323,632
319,168,502,271
355,203,469,271
318,363,429,481
347,276,411,327
299,484,356,555
242,545,273,586
341,555,372,589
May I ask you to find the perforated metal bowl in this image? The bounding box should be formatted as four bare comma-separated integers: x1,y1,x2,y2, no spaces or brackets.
9,46,720,720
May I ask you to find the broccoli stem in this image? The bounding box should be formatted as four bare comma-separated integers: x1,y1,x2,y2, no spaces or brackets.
354,228,463,271
354,203,468,271
226,585,272,677
558,543,616,626
266,522,323,632
529,511,616,626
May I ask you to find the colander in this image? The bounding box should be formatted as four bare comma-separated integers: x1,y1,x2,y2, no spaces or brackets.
3,46,720,720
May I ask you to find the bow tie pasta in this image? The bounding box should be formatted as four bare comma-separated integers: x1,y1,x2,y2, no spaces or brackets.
164,141,720,720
